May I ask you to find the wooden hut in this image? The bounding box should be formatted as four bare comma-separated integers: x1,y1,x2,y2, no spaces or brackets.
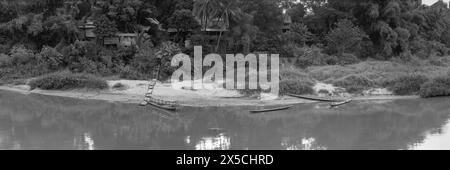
78,21,96,40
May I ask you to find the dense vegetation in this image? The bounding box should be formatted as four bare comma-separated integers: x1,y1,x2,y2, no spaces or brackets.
0,0,450,96
29,71,108,90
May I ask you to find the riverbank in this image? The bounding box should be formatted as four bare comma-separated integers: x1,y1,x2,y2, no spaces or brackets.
0,79,419,107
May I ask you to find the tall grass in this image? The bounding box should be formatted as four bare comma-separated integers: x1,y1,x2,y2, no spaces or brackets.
279,64,315,95
420,76,450,98
29,71,109,90
383,74,429,95
280,79,314,95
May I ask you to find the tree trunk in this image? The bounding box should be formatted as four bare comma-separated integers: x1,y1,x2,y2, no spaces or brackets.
215,31,223,52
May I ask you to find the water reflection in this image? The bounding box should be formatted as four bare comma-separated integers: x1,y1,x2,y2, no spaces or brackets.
194,133,231,150
409,120,450,150
282,137,326,150
1,90,450,150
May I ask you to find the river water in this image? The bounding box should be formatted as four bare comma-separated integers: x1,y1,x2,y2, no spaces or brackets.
1,90,450,150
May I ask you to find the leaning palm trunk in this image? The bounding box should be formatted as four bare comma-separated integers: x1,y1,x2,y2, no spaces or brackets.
215,30,223,52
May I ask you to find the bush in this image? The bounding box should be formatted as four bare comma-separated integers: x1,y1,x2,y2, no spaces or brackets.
9,46,35,65
157,41,182,79
413,40,449,59
332,74,374,92
384,74,429,95
36,46,64,70
0,53,11,67
131,41,181,81
308,61,413,84
29,72,109,90
119,66,147,80
428,56,450,67
73,57,111,75
281,23,315,46
325,19,368,55
112,83,127,90
0,45,9,54
338,53,360,65
280,79,314,95
292,46,338,68
131,46,158,75
280,66,315,85
419,76,450,98
345,85,366,94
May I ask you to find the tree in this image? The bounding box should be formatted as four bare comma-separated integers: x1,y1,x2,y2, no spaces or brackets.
282,23,315,46
94,15,118,41
326,19,367,55
44,13,80,48
288,3,307,23
92,0,155,32
193,0,245,52
167,9,200,42
241,0,283,34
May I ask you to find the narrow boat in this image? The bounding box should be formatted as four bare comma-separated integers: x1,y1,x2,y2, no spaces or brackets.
287,93,342,102
250,105,294,114
140,97,177,111
147,101,177,111
329,99,352,108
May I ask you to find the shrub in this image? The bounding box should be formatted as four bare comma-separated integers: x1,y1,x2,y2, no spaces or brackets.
29,72,108,90
345,85,366,94
9,46,35,65
0,53,11,67
281,23,315,46
419,76,450,98
94,15,119,40
293,46,338,68
115,46,138,64
280,66,315,85
308,61,413,84
428,56,450,67
157,41,182,79
282,43,302,58
280,79,314,95
325,19,368,55
384,74,429,95
338,53,360,65
318,89,330,94
131,41,181,80
112,83,127,90
75,57,111,75
119,66,147,80
131,47,157,75
0,45,9,54
36,46,64,70
332,74,374,91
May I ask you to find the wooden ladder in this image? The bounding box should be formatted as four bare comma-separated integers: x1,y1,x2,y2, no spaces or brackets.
140,64,161,106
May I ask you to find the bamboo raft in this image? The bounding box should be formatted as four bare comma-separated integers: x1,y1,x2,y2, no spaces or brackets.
140,96,177,111
139,59,179,112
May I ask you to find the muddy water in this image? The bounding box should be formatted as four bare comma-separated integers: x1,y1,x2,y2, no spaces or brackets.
1,90,449,150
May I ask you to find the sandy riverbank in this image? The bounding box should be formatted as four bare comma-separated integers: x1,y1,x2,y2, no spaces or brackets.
0,80,420,107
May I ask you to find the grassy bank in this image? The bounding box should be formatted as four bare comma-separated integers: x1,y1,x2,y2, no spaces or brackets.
2,56,450,99
300,57,450,97
29,71,108,90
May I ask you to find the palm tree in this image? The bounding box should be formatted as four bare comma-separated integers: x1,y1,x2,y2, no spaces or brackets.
193,0,243,52
193,0,221,31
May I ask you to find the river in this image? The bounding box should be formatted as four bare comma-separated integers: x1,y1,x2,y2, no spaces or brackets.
1,90,449,150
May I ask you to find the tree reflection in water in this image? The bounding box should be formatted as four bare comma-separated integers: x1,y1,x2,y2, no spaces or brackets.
1,90,450,150
194,133,231,150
